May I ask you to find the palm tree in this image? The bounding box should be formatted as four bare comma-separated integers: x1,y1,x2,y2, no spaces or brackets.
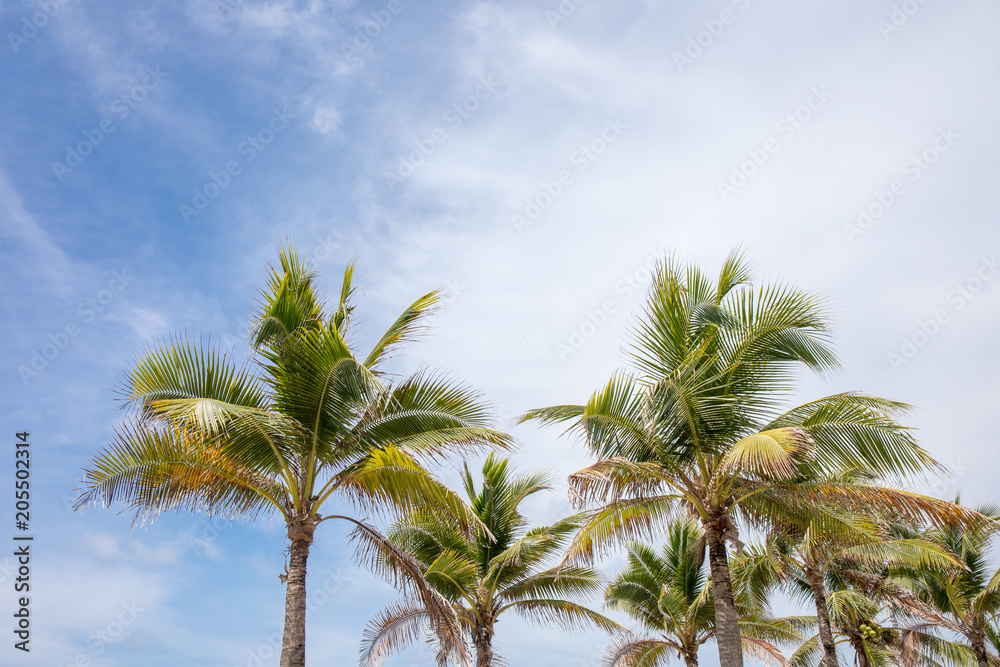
361,453,619,667
900,504,1000,667
522,250,976,667
785,568,980,667
75,247,512,667
735,495,964,667
604,517,802,667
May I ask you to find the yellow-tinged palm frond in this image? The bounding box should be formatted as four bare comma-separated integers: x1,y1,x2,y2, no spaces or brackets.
720,427,814,481
789,483,990,531
75,421,287,525
736,613,804,646
840,538,963,573
764,393,938,479
567,458,680,509
740,636,788,667
122,338,269,420
562,495,688,565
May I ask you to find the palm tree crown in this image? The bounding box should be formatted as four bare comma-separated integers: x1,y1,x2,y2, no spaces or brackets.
605,518,800,667
901,504,1000,667
362,453,619,667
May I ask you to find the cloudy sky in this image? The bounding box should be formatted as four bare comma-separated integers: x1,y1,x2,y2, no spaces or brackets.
1,0,999,665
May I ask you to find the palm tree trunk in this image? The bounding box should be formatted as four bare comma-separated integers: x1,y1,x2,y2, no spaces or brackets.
684,649,700,667
970,631,990,667
705,523,744,667
474,622,495,667
806,569,840,667
279,533,312,667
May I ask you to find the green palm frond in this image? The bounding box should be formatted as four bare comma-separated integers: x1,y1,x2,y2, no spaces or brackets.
331,445,485,536
765,393,937,478
350,371,513,461
363,291,439,370
251,244,324,351
499,566,604,603
786,634,825,667
509,597,621,633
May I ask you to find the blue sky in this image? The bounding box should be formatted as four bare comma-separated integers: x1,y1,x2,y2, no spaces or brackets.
1,0,999,665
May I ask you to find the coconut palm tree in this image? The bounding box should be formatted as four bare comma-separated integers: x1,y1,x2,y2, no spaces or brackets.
522,250,977,667
785,567,980,667
361,453,619,667
899,503,1000,667
75,247,512,667
734,494,965,667
604,517,802,667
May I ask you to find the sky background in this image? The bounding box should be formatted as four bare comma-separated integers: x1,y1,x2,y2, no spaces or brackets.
1,0,999,665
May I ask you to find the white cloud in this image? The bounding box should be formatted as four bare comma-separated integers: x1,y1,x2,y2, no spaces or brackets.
0,168,72,292
311,104,343,134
